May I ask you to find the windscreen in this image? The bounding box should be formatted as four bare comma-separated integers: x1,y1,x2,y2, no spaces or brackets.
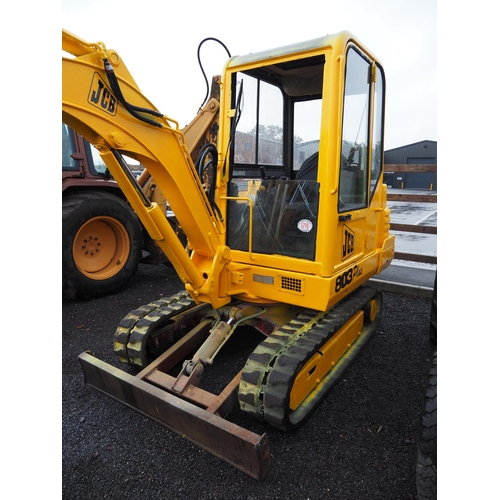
227,57,324,260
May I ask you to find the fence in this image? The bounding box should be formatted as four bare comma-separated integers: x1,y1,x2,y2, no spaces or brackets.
386,166,437,265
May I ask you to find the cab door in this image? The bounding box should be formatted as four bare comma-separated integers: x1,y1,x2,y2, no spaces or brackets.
335,45,384,275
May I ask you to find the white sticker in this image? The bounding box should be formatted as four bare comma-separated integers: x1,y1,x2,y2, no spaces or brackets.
297,219,313,233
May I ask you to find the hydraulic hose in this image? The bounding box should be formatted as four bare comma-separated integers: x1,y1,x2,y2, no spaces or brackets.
103,58,165,128
195,143,218,199
197,38,231,110
194,142,224,223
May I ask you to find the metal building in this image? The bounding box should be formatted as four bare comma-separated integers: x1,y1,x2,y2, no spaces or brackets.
383,140,437,190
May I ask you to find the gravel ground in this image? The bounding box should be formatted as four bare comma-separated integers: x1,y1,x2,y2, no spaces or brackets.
62,263,435,500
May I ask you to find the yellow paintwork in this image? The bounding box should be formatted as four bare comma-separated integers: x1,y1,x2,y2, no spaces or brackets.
289,310,364,410
62,29,394,311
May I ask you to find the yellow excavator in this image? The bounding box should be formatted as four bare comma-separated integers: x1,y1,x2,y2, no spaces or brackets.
62,28,394,481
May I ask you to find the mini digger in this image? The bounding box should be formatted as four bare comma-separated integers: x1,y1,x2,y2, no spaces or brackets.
62,28,395,480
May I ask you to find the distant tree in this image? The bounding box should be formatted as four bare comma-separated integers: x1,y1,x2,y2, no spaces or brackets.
251,124,303,145
294,135,303,146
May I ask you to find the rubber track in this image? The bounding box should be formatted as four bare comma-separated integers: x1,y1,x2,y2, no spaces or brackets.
239,286,379,430
113,290,195,367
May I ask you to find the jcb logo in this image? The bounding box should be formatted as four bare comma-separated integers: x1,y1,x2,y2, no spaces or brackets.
342,225,354,260
88,73,117,116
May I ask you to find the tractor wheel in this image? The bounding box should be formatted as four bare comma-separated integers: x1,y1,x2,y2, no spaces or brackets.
62,190,142,300
416,350,437,499
429,274,437,344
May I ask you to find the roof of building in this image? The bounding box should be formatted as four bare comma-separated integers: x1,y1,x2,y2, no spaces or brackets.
384,140,437,164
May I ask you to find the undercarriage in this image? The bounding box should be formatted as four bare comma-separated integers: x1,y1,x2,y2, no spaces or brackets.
79,285,382,480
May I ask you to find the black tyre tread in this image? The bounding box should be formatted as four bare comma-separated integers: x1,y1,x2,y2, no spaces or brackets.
62,190,142,300
429,275,437,344
416,350,437,499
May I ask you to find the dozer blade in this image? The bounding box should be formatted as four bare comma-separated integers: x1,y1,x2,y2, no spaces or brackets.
78,352,271,481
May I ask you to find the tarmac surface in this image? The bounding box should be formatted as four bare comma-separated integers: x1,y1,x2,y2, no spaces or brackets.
62,261,436,500
372,262,435,297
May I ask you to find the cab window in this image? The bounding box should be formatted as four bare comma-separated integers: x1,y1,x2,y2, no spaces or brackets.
370,64,385,201
227,56,324,260
88,143,108,174
233,73,284,168
339,47,371,211
62,124,79,171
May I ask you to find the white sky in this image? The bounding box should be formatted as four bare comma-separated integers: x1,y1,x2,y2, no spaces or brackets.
62,0,437,151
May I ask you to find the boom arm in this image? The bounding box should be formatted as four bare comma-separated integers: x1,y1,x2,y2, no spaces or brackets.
62,29,230,307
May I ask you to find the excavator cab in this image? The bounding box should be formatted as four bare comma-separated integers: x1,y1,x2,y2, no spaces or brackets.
214,38,392,311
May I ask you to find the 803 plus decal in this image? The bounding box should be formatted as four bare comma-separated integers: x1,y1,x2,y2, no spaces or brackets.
335,265,363,292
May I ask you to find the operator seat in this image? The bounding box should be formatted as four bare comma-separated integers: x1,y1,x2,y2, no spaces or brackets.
295,152,319,180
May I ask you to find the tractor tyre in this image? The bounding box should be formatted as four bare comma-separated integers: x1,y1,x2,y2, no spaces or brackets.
416,350,437,499
429,274,437,344
62,190,143,300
